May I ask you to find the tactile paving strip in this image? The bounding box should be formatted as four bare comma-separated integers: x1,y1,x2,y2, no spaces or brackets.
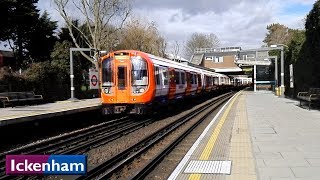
184,160,231,174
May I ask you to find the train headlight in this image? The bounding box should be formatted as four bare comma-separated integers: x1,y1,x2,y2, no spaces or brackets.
132,86,146,94
104,87,112,94
139,88,145,93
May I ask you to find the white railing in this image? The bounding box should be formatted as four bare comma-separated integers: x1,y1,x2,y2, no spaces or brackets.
195,47,241,53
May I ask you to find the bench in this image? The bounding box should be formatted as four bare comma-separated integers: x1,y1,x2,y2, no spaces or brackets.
297,88,320,110
0,91,43,108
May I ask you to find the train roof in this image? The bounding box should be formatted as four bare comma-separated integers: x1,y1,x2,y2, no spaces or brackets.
147,53,229,78
102,50,229,78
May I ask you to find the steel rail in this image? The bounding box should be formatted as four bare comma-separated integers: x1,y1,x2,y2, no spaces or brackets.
77,92,234,180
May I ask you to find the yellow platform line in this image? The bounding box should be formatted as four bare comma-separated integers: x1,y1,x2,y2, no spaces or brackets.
189,92,240,180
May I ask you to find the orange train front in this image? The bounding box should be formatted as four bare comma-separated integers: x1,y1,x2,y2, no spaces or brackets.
99,50,232,115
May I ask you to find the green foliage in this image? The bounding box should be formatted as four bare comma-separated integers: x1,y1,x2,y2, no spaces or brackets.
263,23,294,46
292,0,320,94
27,11,58,62
0,0,58,69
2,0,40,68
24,61,69,102
0,0,14,40
0,66,28,92
284,30,306,96
282,0,320,97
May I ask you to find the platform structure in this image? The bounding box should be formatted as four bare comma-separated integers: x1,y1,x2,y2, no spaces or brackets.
0,98,101,127
168,90,320,180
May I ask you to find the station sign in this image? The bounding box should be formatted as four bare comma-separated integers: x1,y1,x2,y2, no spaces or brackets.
89,69,99,89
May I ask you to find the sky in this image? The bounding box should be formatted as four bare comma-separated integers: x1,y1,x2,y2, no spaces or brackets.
1,0,316,56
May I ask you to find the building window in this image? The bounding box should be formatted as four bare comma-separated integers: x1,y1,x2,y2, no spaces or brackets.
205,56,214,60
213,56,223,63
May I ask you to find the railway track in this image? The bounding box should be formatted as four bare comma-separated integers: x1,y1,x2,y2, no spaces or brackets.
0,116,154,180
77,92,235,180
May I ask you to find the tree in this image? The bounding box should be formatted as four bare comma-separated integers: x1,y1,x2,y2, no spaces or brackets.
298,0,320,89
0,0,58,68
0,0,40,68
27,11,58,62
116,18,167,57
172,40,180,60
263,23,294,46
0,0,14,42
54,0,131,66
184,32,220,59
284,30,305,96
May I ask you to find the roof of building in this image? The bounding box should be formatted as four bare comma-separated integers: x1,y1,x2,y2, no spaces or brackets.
165,53,189,62
0,50,14,58
212,67,243,73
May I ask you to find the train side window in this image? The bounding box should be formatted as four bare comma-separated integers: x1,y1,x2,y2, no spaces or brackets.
198,74,201,86
181,72,186,84
214,77,218,85
155,66,161,85
175,71,180,84
190,73,194,84
162,68,169,86
195,74,198,84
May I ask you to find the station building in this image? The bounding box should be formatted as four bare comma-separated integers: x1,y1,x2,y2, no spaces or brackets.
0,50,14,68
189,46,275,90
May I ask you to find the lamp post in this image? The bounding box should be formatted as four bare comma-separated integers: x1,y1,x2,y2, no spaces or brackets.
271,44,288,97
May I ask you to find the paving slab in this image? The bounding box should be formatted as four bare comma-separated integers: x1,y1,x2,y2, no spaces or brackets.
245,91,320,180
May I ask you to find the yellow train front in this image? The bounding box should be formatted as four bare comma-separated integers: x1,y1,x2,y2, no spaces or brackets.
100,50,155,115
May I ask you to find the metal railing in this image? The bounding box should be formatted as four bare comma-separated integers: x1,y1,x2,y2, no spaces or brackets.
195,47,241,53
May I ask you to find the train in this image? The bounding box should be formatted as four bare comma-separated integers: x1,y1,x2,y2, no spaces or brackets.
99,50,245,115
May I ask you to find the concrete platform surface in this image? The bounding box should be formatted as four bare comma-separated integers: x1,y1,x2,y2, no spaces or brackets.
0,98,101,126
168,90,320,180
247,91,320,180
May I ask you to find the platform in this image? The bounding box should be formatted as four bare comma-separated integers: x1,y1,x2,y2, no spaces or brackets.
0,98,101,126
168,90,320,180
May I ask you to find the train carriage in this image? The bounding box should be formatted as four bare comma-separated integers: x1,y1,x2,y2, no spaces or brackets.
100,50,231,115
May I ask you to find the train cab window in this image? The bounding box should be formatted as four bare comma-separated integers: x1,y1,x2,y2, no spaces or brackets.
131,56,148,86
181,72,186,84
131,56,148,94
102,58,114,86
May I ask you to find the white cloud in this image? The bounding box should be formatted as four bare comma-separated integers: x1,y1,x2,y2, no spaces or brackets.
30,0,315,56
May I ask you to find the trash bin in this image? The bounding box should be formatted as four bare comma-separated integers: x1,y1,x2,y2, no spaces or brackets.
275,87,280,96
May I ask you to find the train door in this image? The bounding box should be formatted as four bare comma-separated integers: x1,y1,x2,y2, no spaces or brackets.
155,66,162,97
190,73,197,95
168,68,176,100
197,73,202,93
115,65,130,103
175,70,186,99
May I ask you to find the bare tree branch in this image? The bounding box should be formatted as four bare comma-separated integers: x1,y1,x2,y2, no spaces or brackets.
184,32,220,59
54,0,132,67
